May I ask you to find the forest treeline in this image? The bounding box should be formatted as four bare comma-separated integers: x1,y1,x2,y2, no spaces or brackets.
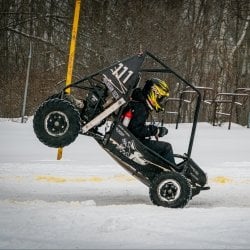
0,0,249,126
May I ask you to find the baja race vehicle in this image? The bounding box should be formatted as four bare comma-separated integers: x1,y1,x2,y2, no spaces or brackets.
33,51,209,208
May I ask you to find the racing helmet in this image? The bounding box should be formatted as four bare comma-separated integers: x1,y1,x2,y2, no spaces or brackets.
143,78,169,112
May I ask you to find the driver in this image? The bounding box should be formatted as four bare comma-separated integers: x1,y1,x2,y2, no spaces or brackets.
122,78,177,166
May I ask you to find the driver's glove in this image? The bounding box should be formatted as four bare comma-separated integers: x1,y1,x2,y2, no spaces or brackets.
157,127,168,137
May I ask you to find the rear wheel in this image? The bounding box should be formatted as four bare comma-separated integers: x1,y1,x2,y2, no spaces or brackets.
149,171,192,208
33,98,80,148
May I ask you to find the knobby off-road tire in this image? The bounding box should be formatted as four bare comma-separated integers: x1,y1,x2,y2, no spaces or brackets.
149,171,192,208
33,98,81,148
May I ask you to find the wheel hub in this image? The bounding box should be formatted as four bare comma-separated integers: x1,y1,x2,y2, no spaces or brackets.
45,111,69,137
158,179,181,202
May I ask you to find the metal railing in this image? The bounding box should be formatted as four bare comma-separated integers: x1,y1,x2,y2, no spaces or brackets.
160,87,249,130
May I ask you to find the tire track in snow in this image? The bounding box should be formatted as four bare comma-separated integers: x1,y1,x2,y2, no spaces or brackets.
1,174,250,184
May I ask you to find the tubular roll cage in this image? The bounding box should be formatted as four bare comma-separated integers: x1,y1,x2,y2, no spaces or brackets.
63,51,201,159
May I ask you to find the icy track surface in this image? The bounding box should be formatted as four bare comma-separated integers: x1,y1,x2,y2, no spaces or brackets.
0,118,250,249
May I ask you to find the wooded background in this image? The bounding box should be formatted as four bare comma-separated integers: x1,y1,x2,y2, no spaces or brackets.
0,0,249,126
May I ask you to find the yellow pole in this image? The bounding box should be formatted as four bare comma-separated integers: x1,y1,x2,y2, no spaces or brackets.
57,0,81,160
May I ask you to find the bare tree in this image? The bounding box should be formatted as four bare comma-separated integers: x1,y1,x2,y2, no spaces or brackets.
0,0,249,126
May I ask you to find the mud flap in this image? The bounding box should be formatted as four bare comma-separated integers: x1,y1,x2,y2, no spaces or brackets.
184,158,208,187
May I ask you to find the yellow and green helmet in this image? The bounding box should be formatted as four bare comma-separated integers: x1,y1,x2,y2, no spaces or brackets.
143,78,169,112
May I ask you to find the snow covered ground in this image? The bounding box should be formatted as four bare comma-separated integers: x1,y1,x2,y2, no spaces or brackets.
0,118,250,249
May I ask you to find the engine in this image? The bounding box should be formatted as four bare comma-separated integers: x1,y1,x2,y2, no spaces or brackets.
81,85,107,125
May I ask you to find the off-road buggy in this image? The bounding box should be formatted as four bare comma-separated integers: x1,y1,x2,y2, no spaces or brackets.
33,51,209,208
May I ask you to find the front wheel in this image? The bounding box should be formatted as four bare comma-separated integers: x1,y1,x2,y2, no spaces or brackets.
33,98,81,148
149,171,192,208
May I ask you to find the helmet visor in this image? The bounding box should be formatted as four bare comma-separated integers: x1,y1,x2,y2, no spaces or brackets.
148,90,168,112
